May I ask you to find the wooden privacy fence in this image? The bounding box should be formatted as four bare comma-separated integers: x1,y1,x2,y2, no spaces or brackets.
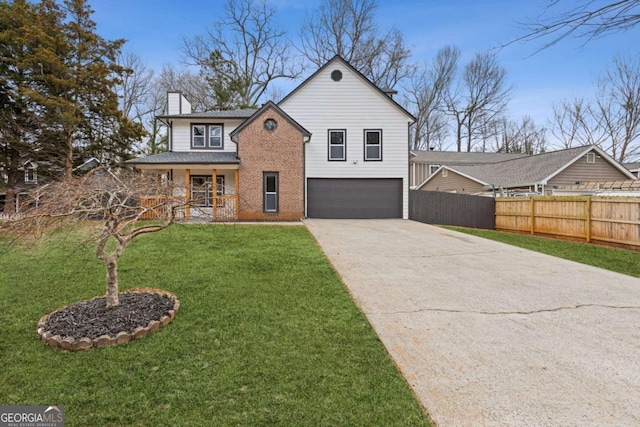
410,190,495,229
495,196,640,249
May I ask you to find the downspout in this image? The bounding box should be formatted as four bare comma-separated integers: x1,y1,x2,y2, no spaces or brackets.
169,120,174,152
407,121,413,219
303,135,311,219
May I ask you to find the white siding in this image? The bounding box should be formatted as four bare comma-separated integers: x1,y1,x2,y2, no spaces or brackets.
167,92,192,115
167,92,181,115
280,60,412,218
170,119,243,153
180,95,191,114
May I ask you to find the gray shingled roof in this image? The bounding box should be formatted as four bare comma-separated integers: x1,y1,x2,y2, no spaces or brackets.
126,151,240,165
411,150,529,163
447,146,599,187
624,161,640,170
157,109,258,120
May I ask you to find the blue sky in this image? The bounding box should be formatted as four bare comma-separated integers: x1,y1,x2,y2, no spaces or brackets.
90,0,637,142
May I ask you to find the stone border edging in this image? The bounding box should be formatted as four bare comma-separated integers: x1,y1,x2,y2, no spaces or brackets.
36,288,180,351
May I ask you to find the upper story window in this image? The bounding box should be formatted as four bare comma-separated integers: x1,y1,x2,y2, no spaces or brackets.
192,124,223,149
430,164,440,175
587,152,595,163
364,129,382,161
328,129,346,161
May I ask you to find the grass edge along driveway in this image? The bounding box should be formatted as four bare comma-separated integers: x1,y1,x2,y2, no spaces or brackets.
0,224,431,427
445,226,640,278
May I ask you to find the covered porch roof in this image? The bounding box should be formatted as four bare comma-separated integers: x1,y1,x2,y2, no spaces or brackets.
126,152,240,170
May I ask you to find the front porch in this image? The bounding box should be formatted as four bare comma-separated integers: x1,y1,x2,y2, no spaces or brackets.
138,166,240,222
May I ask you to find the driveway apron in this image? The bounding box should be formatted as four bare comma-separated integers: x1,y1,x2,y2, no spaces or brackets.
305,219,640,427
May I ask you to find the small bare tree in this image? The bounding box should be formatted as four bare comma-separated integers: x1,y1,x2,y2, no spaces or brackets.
299,0,413,88
484,116,548,154
182,0,300,109
551,97,598,148
404,46,459,151
444,51,512,152
594,55,640,162
1,167,189,308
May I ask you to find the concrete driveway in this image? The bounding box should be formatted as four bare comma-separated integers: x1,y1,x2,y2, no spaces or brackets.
305,219,640,427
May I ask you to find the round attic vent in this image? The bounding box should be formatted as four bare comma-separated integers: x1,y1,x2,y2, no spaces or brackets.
331,70,343,81
264,118,277,131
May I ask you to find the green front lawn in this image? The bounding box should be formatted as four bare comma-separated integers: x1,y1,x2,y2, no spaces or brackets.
445,226,640,278
0,224,430,426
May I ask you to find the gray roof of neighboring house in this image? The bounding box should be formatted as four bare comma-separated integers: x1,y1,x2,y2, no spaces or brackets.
445,145,619,187
624,161,640,170
157,109,258,120
411,150,529,163
126,151,240,165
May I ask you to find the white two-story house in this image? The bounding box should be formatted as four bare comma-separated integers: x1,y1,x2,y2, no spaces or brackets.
128,56,415,220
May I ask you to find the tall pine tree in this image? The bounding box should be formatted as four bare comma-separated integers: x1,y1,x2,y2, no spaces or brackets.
0,0,43,212
30,0,143,178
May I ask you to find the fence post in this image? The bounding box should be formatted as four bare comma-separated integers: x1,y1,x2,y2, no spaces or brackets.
585,197,591,243
530,198,535,235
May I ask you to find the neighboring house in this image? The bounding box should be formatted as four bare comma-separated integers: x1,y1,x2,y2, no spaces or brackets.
74,157,102,174
128,56,415,220
416,145,637,195
0,160,40,212
552,179,640,196
624,161,640,178
410,151,529,188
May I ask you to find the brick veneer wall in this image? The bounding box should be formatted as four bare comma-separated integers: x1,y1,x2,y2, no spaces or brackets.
236,107,305,220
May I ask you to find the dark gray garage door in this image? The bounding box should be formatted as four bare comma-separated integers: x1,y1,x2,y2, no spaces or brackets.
307,178,402,218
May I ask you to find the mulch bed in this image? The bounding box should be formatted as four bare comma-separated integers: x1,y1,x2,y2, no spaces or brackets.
44,292,175,340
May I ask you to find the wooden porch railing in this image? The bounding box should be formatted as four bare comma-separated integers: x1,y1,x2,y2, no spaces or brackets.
139,195,238,221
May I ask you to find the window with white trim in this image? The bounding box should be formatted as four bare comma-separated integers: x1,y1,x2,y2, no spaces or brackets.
364,129,382,161
25,168,37,184
191,124,223,149
442,169,448,177
587,152,595,163
328,129,346,161
430,164,440,175
264,172,279,213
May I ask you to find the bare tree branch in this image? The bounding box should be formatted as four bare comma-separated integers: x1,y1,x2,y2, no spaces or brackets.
507,0,640,53
299,0,412,88
182,0,300,109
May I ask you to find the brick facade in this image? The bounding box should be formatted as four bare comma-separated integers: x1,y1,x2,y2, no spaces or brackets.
236,106,305,220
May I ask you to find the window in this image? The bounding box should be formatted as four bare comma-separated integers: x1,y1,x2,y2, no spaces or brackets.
191,176,212,207
364,130,382,161
328,129,346,161
25,169,37,184
263,172,279,213
430,165,440,175
192,125,206,148
191,176,225,207
209,125,222,148
192,124,223,149
442,169,448,177
587,152,595,164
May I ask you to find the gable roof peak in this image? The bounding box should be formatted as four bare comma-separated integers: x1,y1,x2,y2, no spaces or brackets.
279,55,416,122
229,100,311,142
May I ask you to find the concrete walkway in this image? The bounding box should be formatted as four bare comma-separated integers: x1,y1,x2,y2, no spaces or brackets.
305,219,640,427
